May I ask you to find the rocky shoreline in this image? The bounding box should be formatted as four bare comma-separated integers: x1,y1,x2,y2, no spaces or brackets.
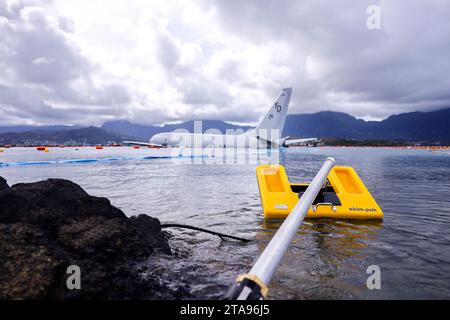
0,176,192,299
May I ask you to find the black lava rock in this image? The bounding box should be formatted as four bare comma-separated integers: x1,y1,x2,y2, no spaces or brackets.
0,177,178,299
0,176,9,196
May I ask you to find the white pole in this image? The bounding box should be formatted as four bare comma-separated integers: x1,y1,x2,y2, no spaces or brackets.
249,157,336,285
224,157,336,300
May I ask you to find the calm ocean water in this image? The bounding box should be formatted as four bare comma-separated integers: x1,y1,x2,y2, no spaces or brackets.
1,146,450,299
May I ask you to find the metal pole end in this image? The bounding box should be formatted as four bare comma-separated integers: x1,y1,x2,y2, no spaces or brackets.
222,274,268,300
326,157,336,164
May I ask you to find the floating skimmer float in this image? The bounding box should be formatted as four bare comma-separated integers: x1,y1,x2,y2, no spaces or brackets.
256,163,383,220
225,158,383,300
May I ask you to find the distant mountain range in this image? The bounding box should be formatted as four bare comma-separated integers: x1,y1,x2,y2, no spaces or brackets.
101,119,252,140
283,108,450,143
102,108,450,144
0,127,135,146
1,108,449,145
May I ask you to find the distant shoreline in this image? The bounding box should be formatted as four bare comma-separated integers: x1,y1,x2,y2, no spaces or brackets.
1,144,449,149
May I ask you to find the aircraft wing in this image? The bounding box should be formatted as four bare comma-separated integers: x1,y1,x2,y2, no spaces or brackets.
123,140,165,147
283,138,319,147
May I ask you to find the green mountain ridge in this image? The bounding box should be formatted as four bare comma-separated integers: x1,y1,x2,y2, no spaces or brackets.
1,108,449,145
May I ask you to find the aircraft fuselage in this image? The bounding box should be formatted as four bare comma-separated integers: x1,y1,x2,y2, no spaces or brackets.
150,132,272,148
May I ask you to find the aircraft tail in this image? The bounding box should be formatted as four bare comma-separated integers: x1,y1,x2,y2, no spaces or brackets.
246,88,292,139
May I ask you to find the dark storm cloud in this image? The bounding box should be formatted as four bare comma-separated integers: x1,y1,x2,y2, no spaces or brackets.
208,0,450,118
0,0,130,125
1,0,450,126
155,29,181,70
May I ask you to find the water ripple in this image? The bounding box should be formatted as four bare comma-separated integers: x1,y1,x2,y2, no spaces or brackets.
1,147,450,299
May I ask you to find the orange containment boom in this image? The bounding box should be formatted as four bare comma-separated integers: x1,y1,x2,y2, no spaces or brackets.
256,165,383,220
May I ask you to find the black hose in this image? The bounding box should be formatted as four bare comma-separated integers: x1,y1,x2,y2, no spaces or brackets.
161,223,251,242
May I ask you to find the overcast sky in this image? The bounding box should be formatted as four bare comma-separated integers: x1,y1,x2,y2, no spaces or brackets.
1,0,450,126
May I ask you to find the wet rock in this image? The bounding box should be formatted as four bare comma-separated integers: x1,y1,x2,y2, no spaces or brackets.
0,223,67,299
0,177,178,299
0,176,10,196
0,176,8,189
1,179,125,225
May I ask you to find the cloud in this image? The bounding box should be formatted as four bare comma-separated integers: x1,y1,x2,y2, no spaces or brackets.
209,0,450,119
155,27,181,71
0,0,130,125
1,0,450,126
